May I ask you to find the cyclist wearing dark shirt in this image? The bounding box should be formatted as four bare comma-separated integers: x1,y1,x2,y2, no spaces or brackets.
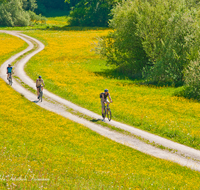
100,89,112,119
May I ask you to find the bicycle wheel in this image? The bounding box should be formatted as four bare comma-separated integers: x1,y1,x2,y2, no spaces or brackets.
107,109,112,121
40,90,43,102
9,77,12,86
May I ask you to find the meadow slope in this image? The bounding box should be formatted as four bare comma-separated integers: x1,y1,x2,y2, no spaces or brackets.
1,30,200,189
1,78,200,189
23,29,200,150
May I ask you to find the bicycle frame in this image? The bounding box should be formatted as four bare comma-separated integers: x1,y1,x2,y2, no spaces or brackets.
103,103,112,121
38,85,43,102
8,73,12,86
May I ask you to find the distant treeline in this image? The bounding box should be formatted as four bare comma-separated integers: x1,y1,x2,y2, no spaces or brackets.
36,0,120,26
0,0,119,27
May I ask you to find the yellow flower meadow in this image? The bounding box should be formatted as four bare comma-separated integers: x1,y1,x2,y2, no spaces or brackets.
24,29,200,149
1,29,200,189
46,18,68,26
1,77,200,189
0,33,27,65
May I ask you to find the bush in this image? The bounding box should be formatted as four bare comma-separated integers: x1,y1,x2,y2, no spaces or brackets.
181,60,200,99
0,0,45,26
0,0,31,26
98,0,149,78
100,0,200,83
29,11,47,24
141,5,200,85
69,0,119,27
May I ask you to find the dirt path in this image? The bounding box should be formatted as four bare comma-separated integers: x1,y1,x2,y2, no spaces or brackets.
1,30,200,171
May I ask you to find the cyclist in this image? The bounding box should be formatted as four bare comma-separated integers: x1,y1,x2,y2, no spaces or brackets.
7,64,13,81
100,89,112,119
36,76,45,99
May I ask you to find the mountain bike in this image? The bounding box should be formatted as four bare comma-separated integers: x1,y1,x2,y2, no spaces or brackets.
38,85,43,102
103,103,112,121
8,73,12,86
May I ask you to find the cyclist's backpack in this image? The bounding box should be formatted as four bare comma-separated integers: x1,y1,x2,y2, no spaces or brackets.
100,93,104,98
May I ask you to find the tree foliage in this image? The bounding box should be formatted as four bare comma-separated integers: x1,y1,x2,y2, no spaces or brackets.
100,0,200,85
0,0,46,26
182,60,200,99
36,0,70,15
0,0,30,26
69,0,120,27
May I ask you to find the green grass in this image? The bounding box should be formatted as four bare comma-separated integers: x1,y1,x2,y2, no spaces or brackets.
0,34,28,66
1,18,200,190
0,44,28,65
20,29,200,150
47,16,68,22
0,16,68,31
1,78,200,189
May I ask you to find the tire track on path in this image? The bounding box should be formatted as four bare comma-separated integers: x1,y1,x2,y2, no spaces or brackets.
1,30,200,171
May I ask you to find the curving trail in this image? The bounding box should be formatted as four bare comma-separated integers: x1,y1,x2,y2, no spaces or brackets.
1,30,200,171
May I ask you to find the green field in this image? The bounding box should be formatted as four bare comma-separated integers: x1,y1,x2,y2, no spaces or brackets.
1,19,200,189
1,77,200,189
21,28,200,150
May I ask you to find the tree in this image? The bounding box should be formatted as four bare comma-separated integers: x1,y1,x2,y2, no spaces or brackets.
100,0,200,84
69,0,120,27
36,0,70,15
0,0,43,26
65,0,80,7
0,0,30,26
22,0,37,11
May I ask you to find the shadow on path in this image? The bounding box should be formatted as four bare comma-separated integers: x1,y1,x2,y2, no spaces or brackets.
32,100,39,103
90,119,102,123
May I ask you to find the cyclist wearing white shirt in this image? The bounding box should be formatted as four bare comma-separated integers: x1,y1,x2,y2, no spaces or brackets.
36,76,45,99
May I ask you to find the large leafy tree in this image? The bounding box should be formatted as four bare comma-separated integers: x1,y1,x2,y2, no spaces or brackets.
22,0,37,11
100,0,200,84
0,0,40,26
69,0,120,27
0,0,29,26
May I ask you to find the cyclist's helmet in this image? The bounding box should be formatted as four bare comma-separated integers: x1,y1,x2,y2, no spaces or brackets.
104,89,109,92
39,76,42,78
8,64,11,66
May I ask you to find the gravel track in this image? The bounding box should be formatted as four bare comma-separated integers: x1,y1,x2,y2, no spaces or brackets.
1,30,200,172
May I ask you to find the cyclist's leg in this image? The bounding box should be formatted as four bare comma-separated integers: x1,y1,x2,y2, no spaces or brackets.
102,107,104,115
101,99,104,114
37,87,40,97
101,99,105,118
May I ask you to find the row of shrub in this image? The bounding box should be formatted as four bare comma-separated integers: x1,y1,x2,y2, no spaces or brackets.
99,0,200,99
0,0,117,27
0,0,46,26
